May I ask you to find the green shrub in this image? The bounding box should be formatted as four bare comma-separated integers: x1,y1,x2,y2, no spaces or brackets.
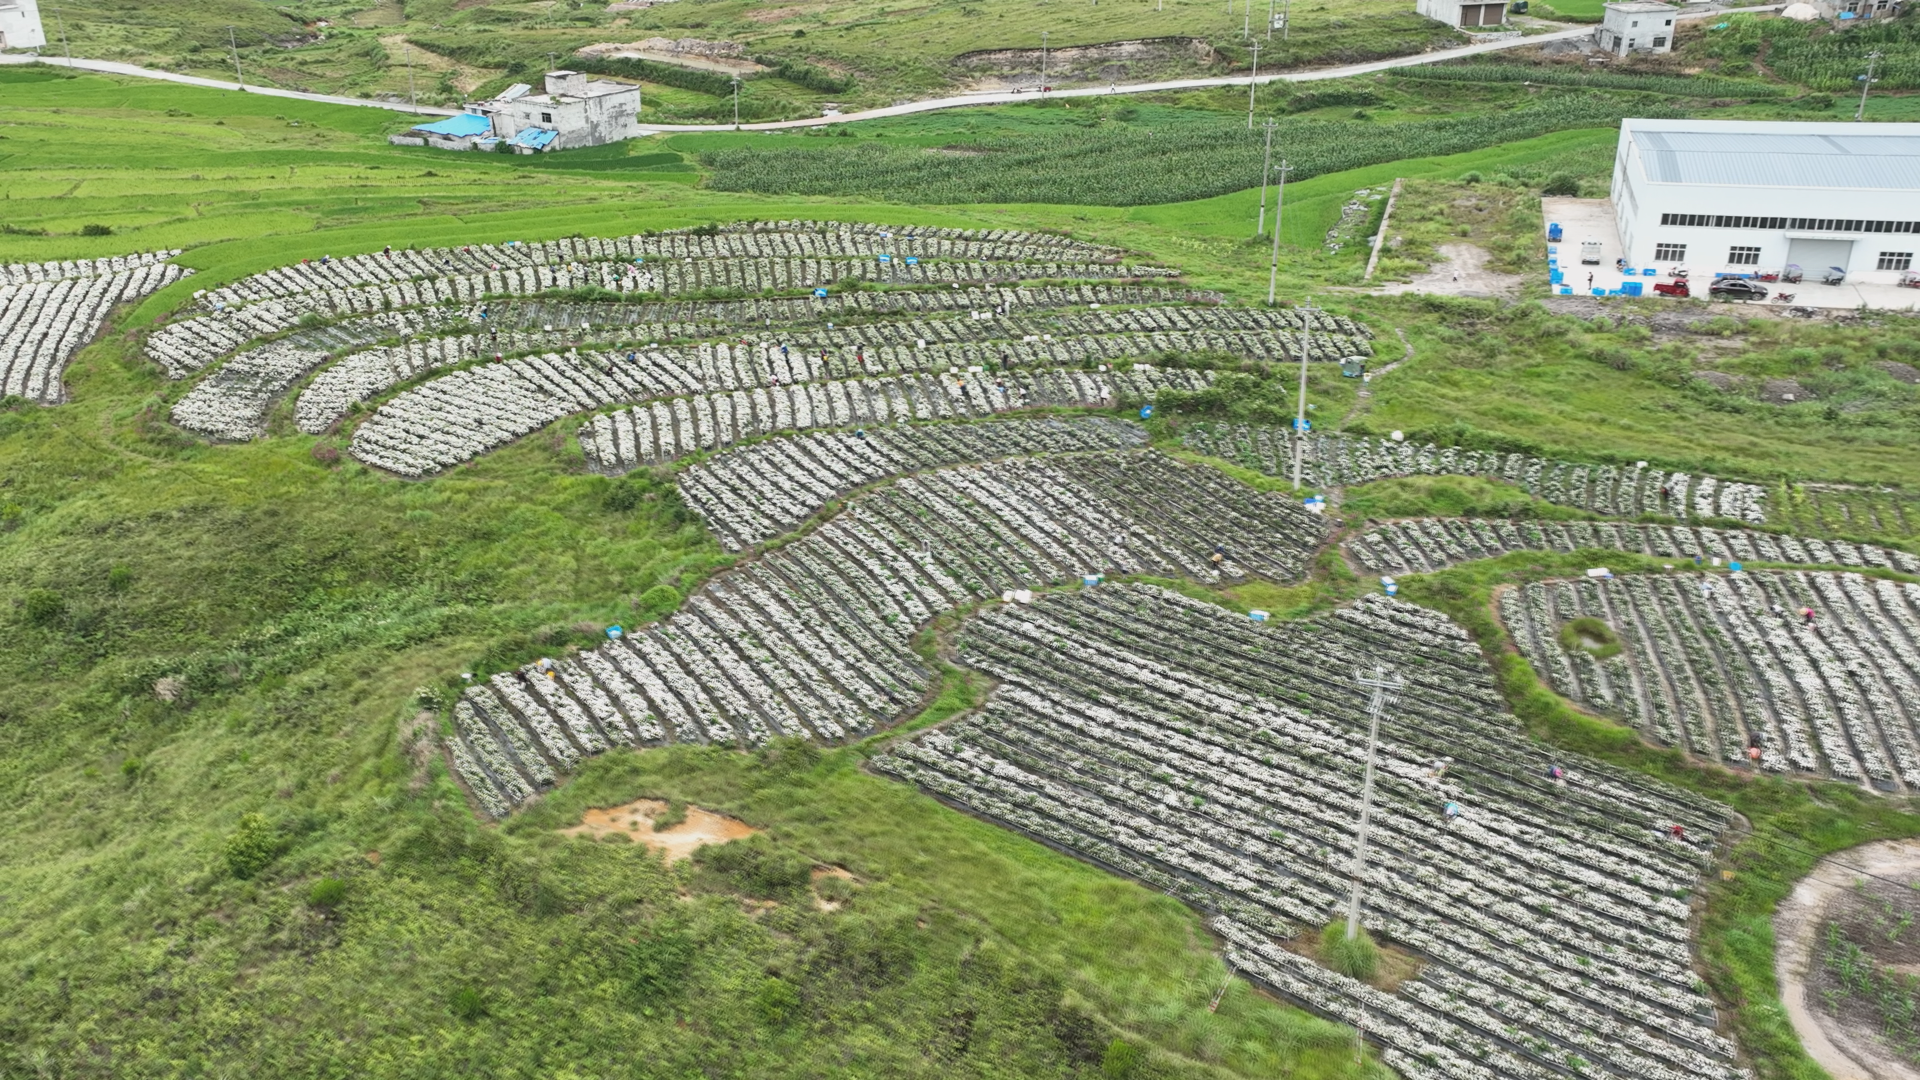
308,877,348,908
1101,1038,1142,1077
120,757,146,783
107,564,132,592
651,799,687,832
693,834,812,899
635,583,682,620
450,985,487,1020
79,223,113,236
603,478,642,512
224,812,284,879
23,589,66,626
625,927,696,1001
1541,173,1580,196
1320,920,1380,981
754,976,800,1025
1558,616,1621,659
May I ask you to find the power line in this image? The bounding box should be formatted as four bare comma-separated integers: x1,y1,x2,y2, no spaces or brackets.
228,26,243,89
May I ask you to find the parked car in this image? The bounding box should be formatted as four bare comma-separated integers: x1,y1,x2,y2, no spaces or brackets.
1709,278,1769,301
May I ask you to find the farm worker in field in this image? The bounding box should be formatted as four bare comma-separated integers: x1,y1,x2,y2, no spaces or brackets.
383,245,392,257
1443,801,1462,822
1748,744,1763,764
1669,823,1686,842
1547,765,1567,785
1804,607,1816,625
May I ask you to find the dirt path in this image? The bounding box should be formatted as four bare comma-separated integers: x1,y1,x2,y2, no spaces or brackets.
1774,838,1920,1080
1372,243,1526,299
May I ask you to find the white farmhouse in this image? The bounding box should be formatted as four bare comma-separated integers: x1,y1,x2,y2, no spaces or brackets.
1612,118,1920,283
0,0,47,51
1596,2,1677,56
1415,0,1508,28
390,70,641,154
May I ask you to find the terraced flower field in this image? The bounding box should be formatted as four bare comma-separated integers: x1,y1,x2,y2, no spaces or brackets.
1184,424,1768,524
447,450,1328,816
1508,571,1920,792
876,583,1741,1080
2,252,191,405
1350,518,1920,577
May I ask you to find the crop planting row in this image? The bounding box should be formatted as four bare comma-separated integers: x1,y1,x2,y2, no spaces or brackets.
1351,518,1920,576
151,274,1206,378
673,417,1147,550
1,250,184,287
156,256,1160,374
353,353,1203,477
237,312,1359,441
446,451,1328,815
1,261,192,405
197,221,1124,309
1184,424,1768,524
1509,571,1920,792
874,583,1739,1080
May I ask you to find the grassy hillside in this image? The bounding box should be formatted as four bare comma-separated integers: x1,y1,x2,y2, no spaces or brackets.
34,0,1460,115
8,56,1920,1080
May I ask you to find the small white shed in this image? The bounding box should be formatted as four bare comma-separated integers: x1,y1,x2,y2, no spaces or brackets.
0,0,47,51
1416,0,1509,28
1597,2,1677,56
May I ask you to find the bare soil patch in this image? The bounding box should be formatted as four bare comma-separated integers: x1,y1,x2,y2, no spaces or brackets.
1776,838,1920,1080
563,797,759,861
1372,243,1525,299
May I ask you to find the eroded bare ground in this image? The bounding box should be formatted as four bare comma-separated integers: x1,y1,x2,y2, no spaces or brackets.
1371,243,1525,299
1775,838,1920,1080
562,798,759,861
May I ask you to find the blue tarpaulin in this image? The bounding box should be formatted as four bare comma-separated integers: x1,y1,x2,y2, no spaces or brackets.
412,113,493,137
510,128,558,149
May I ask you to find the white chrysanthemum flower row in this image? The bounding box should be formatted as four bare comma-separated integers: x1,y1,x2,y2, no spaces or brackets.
0,263,191,405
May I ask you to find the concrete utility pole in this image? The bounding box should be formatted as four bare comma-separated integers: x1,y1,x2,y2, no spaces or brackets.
405,43,418,113
1256,118,1276,235
1244,0,1251,37
1344,665,1403,940
1290,296,1315,490
1247,41,1259,128
1857,50,1883,121
1041,31,1049,95
1267,0,1276,40
1283,0,1293,40
228,26,243,88
54,8,71,65
732,75,741,127
1266,158,1290,306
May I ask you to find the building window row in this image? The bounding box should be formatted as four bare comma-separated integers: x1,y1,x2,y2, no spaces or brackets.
1653,242,1687,261
1881,251,1915,272
1660,213,1920,234
1727,245,1762,265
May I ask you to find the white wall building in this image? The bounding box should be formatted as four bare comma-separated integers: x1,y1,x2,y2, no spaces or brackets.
0,0,47,51
1416,0,1508,28
1597,2,1676,56
472,71,640,152
1612,118,1920,283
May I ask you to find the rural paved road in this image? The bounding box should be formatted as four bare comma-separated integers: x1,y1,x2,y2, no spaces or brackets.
2,28,1594,129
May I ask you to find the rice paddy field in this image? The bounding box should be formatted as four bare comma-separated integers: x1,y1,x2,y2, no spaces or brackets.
6,19,1920,1079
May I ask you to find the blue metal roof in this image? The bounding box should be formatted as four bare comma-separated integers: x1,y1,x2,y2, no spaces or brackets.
412,113,493,138
510,128,558,149
1634,127,1920,190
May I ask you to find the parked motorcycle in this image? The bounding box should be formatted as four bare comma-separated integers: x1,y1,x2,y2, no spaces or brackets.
1772,292,1796,303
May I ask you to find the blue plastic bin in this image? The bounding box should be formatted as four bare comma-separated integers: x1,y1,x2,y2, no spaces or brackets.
1550,270,1564,285
1642,268,1657,276
1622,281,1643,297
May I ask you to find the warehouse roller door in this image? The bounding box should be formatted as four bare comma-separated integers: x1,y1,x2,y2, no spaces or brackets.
1787,238,1854,275
1462,3,1505,25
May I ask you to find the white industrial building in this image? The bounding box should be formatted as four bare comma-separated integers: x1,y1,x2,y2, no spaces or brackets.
1596,2,1676,56
1415,0,1508,28
390,71,641,154
0,0,47,51
1612,118,1920,284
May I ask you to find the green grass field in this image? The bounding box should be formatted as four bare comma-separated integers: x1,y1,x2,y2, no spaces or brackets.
8,48,1920,1080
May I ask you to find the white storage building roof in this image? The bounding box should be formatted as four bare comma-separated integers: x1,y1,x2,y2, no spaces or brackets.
1625,119,1920,191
